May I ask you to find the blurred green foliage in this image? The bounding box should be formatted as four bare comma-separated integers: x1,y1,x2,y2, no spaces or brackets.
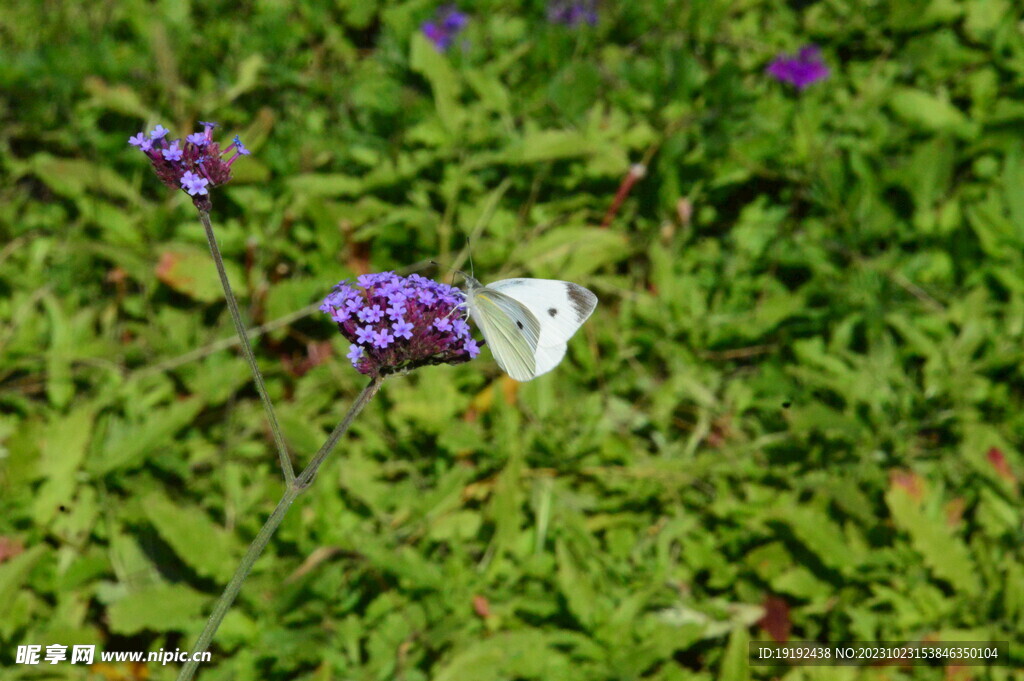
2,0,1024,679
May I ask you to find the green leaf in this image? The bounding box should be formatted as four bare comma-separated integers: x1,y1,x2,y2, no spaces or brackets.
886,487,980,596
888,88,979,139
287,173,364,198
27,153,140,204
89,398,204,474
516,128,593,163
83,76,158,120
410,33,463,133
155,244,245,303
0,545,47,606
718,626,750,681
43,295,74,409
223,54,266,103
773,504,861,577
556,538,603,630
142,492,241,582
434,631,572,681
32,404,95,524
107,584,209,634
515,227,630,280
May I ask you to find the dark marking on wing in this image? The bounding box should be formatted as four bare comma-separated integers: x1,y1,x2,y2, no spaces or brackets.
566,283,592,321
516,320,524,329
548,308,558,317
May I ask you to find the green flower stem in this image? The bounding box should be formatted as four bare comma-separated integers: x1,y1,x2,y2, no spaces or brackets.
198,208,295,485
176,375,384,681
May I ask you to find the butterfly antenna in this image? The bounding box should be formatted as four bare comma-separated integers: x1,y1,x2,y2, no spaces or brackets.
466,239,475,279
430,260,470,287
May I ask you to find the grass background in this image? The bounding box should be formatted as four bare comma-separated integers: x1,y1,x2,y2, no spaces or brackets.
2,0,1024,679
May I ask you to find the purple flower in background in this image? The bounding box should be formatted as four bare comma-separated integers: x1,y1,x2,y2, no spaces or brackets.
767,45,830,90
162,141,183,161
128,132,151,150
392,319,415,340
548,0,598,26
372,330,395,349
128,120,251,209
346,344,364,366
422,6,468,51
321,272,481,377
356,325,376,344
180,171,209,196
228,135,251,156
357,304,385,323
386,303,407,321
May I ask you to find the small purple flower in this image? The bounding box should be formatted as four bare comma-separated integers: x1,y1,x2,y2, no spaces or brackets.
393,319,414,340
386,303,407,321
767,45,830,90
452,318,470,336
548,0,598,26
357,304,384,323
162,141,183,161
373,330,395,349
231,135,251,156
356,325,376,344
321,272,480,377
180,171,209,196
422,6,468,52
358,273,383,288
417,289,436,304
129,120,252,209
321,285,354,312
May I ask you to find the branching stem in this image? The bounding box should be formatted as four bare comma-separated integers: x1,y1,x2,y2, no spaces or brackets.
175,375,384,681
198,208,295,485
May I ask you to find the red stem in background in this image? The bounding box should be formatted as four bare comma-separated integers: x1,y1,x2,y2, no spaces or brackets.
600,163,647,228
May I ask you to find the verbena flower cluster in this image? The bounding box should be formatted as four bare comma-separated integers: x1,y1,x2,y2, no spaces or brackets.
422,6,468,51
766,45,830,90
320,272,480,377
128,122,250,208
548,0,598,26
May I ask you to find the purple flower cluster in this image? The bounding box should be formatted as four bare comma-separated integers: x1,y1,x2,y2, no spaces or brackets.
320,272,480,377
548,0,598,27
422,6,468,51
766,45,830,90
128,122,250,209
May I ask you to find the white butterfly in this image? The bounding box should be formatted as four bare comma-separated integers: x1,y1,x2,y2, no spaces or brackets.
463,276,598,382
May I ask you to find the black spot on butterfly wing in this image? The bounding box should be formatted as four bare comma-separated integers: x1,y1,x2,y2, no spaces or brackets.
548,308,558,317
516,320,524,329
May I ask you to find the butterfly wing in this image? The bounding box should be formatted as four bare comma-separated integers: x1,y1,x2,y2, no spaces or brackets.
485,278,597,379
531,342,567,378
467,287,542,382
487,279,598,347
